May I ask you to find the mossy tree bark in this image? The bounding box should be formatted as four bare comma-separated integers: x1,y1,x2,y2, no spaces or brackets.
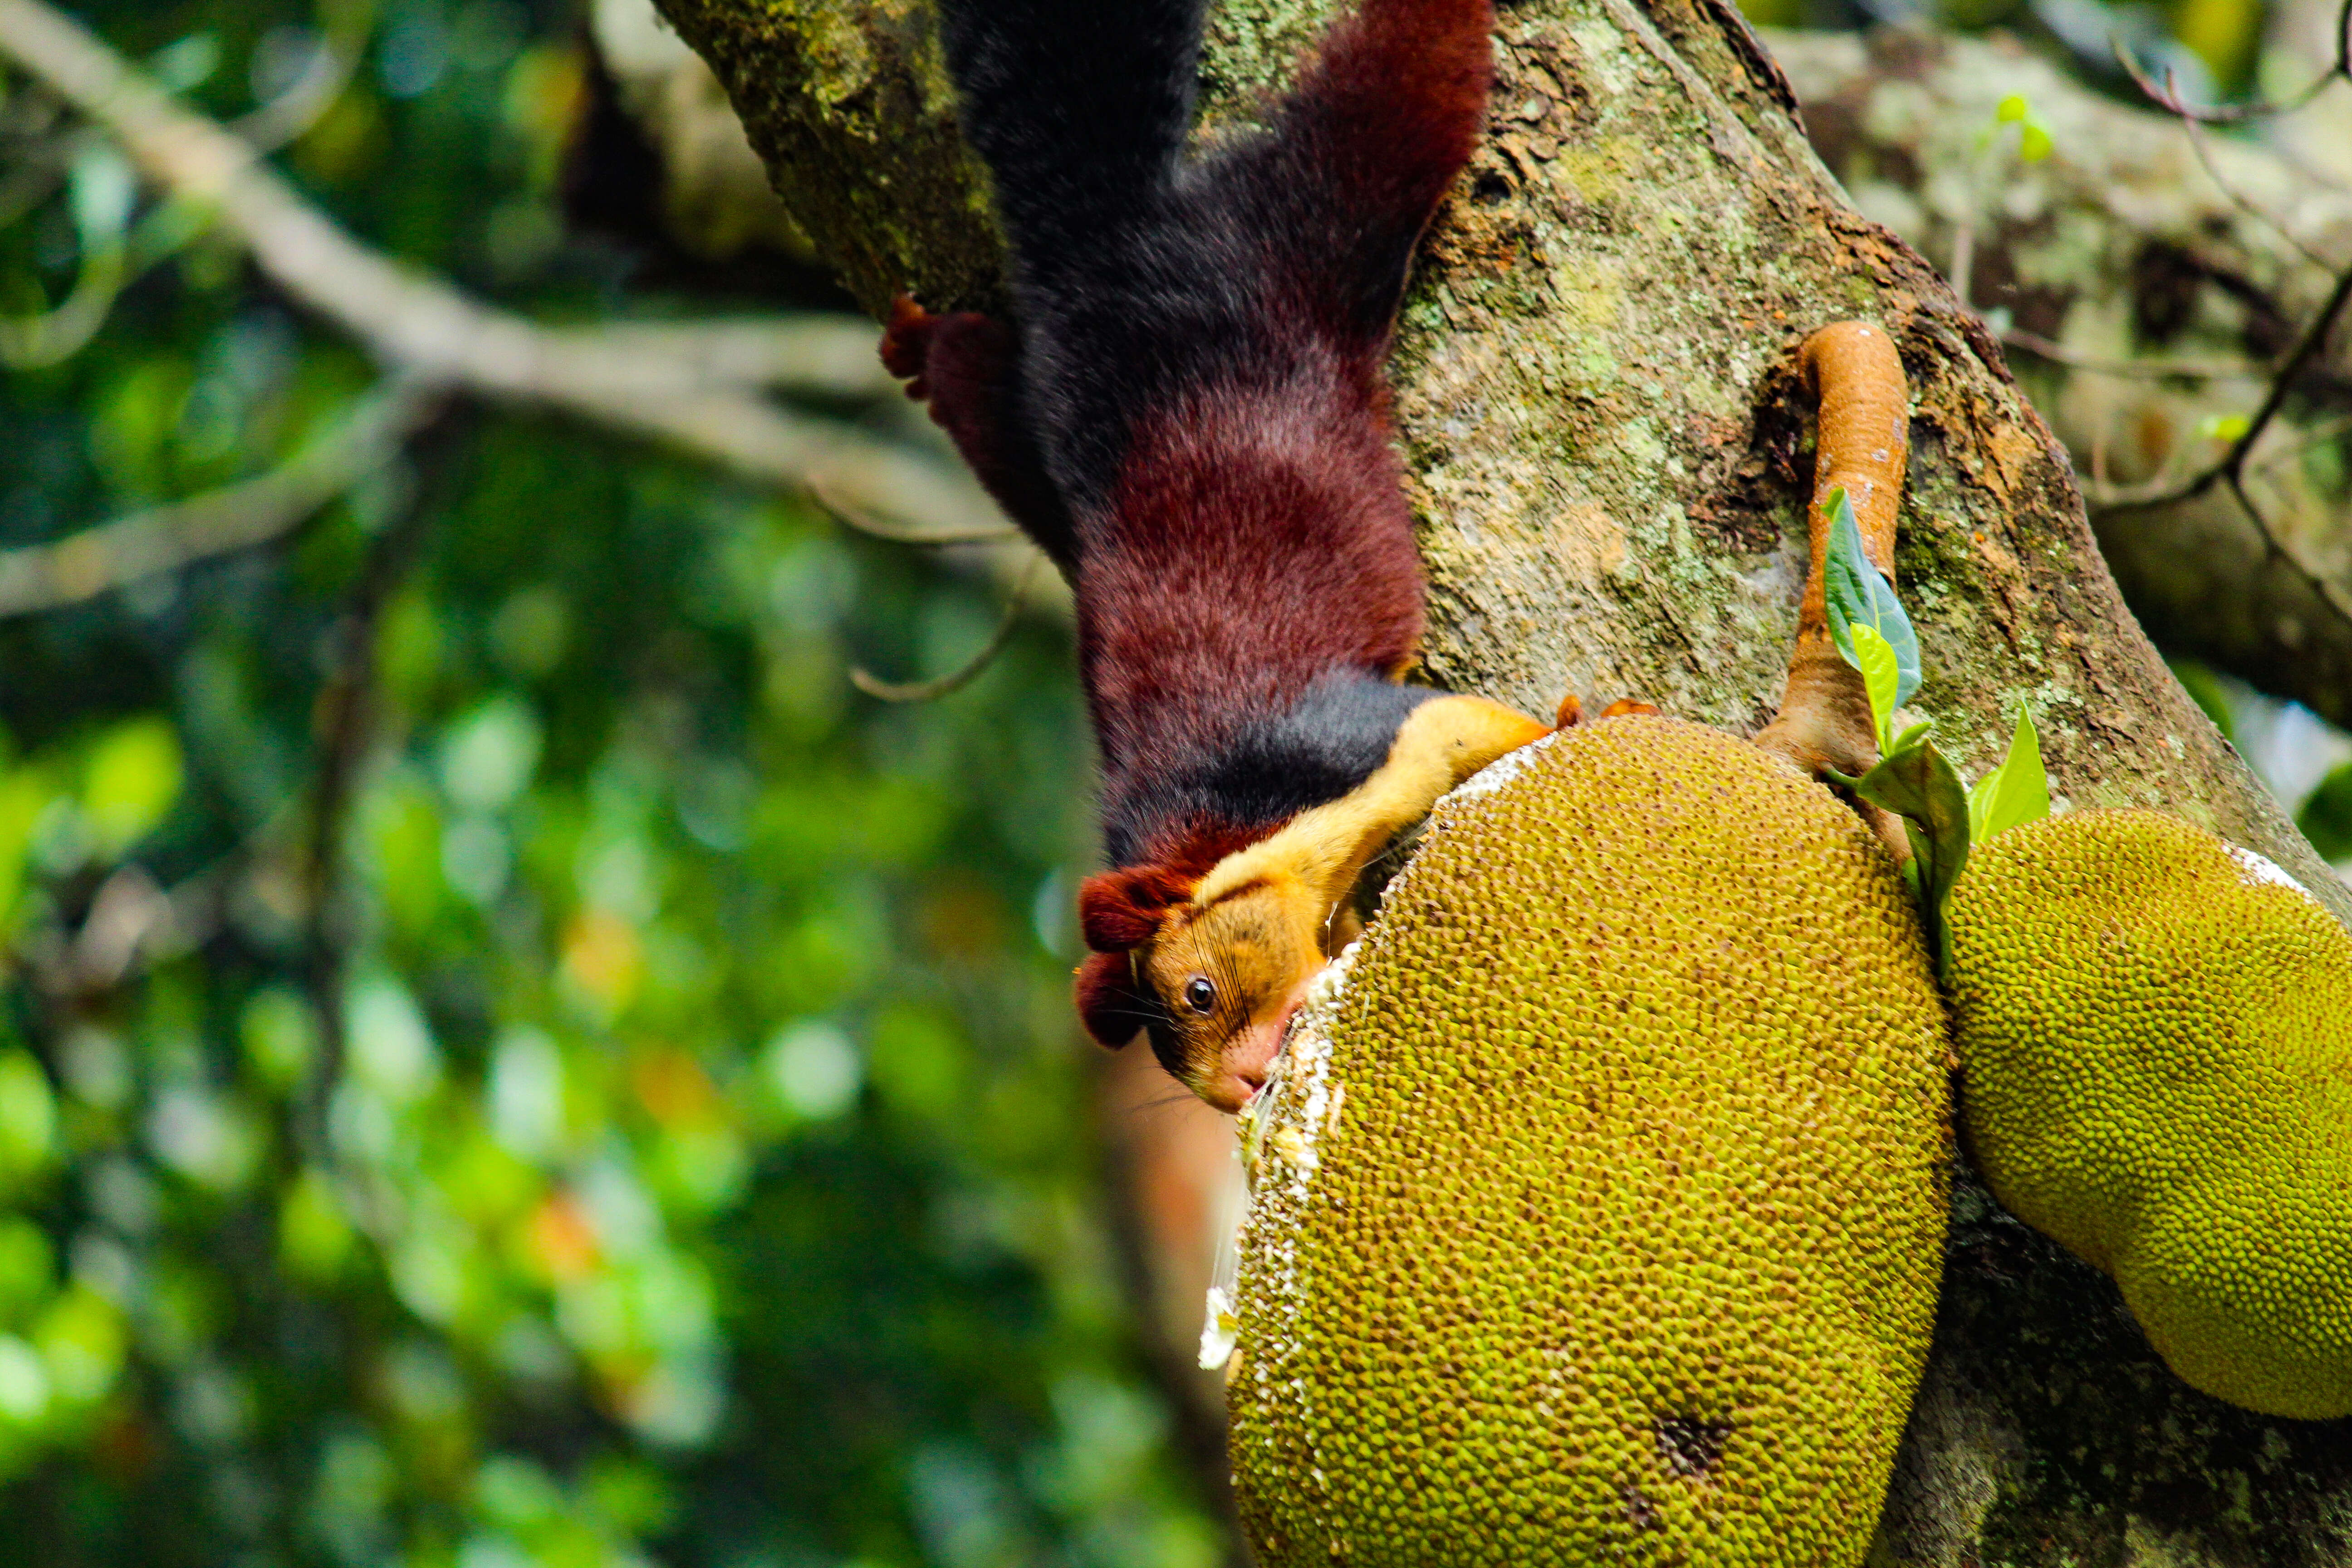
652,0,2352,1558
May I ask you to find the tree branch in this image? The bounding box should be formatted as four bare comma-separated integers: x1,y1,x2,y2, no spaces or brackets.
0,0,1002,538
1997,326,2255,380
0,378,438,616
849,553,1041,702
2110,0,2352,123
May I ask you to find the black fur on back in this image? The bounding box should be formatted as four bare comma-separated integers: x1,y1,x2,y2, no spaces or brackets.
934,0,1206,280
1102,674,1437,867
932,0,1431,515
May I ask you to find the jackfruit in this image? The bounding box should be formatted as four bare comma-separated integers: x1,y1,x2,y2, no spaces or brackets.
1229,715,1950,1567
1945,807,2352,1420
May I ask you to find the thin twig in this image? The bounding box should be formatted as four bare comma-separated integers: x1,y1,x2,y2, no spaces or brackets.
2095,255,2352,635
2269,136,2352,198
233,0,377,152
0,0,1002,539
570,318,902,398
2214,465,2352,643
2246,411,2352,478
2197,258,2352,494
2180,114,2337,273
2111,0,2351,123
2097,258,2352,509
2,167,284,369
2000,326,2259,381
807,479,1021,547
0,379,439,616
2083,2,2352,520
0,237,122,367
299,407,468,1156
1948,215,1977,313
851,554,1043,702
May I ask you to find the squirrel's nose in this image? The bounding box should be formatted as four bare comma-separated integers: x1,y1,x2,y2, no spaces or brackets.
1215,998,1303,1106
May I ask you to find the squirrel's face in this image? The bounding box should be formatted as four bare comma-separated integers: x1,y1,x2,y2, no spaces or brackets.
1139,877,1350,1112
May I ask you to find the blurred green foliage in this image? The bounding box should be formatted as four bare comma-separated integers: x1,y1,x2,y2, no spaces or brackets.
0,2,1225,1564
2298,764,2352,859
2171,659,2352,867
2168,657,2241,746
1735,0,2274,99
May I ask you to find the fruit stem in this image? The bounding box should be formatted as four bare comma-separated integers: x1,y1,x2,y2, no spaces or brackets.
1756,321,1911,784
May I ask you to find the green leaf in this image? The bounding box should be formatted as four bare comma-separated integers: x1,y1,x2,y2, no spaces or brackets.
1822,487,1922,710
0,1053,55,1187
2298,762,2352,862
1851,623,1902,754
1971,710,2050,843
1965,765,2001,841
1890,718,1936,754
279,1170,356,1282
1842,736,1972,953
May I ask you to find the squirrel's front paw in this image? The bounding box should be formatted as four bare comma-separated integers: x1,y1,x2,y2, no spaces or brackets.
878,294,939,396
1552,694,1661,730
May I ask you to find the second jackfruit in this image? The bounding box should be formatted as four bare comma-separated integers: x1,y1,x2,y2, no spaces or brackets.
1946,807,2352,1419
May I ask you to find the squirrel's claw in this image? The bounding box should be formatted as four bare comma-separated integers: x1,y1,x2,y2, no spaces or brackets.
878,294,938,398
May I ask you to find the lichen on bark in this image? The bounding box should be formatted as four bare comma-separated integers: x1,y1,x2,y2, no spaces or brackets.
650,0,2352,1559
649,0,1003,313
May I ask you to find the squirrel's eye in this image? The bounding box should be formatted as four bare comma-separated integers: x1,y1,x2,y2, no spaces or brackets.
1183,976,1216,1014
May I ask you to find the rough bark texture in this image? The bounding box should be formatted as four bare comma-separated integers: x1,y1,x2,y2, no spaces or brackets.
647,0,1004,314
651,0,2352,1559
1768,25,2352,730
591,0,819,260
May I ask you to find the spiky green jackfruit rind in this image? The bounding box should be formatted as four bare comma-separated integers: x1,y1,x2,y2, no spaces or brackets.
1230,717,1951,1568
1946,808,2352,1421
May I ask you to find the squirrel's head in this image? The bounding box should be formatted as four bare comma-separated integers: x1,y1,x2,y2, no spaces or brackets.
1073,860,1340,1113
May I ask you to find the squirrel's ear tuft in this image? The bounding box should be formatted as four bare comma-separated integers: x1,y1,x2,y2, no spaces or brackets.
1073,952,1156,1049
1077,865,1192,952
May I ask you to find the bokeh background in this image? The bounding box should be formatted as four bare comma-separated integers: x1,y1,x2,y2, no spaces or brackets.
0,0,2343,1563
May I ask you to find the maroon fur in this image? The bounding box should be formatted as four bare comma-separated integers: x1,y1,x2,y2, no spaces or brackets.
881,299,1076,564
890,0,1499,1051
1078,376,1427,814
1077,862,1199,951
1072,830,1267,1049
1243,0,1498,342
1074,951,1154,1050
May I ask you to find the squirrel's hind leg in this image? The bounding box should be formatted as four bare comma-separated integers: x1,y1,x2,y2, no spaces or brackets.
1224,0,1498,345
